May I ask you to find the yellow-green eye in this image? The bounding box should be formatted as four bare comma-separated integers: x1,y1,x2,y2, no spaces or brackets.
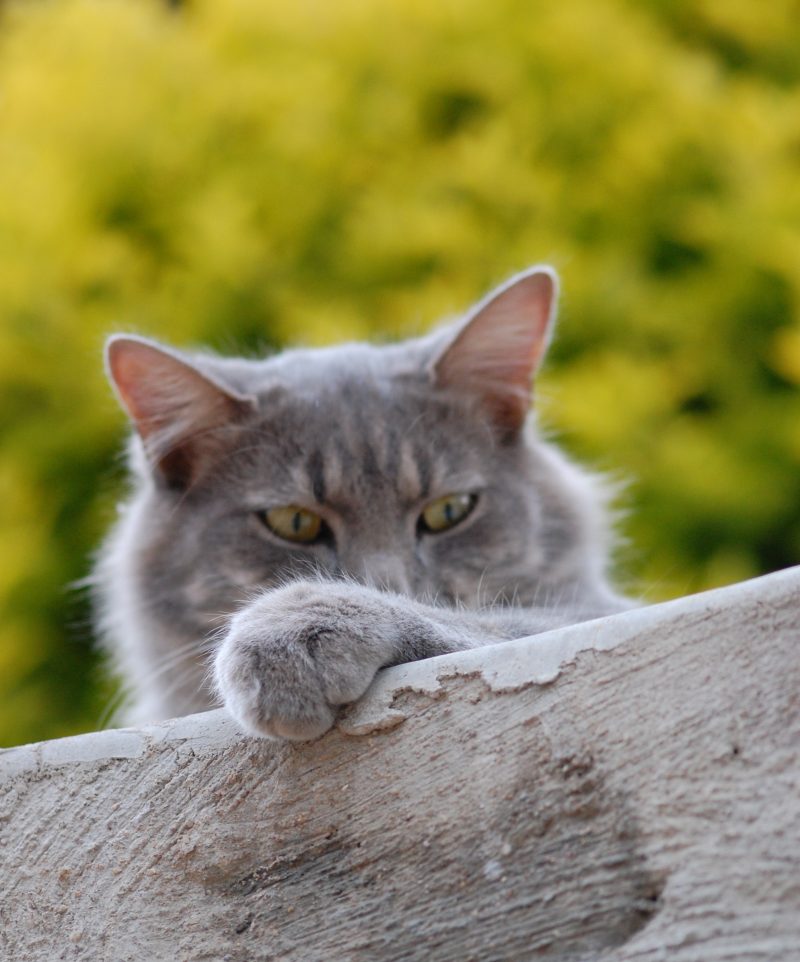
261,505,324,544
419,492,477,534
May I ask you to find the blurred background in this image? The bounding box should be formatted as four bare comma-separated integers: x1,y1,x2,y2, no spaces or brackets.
0,0,798,748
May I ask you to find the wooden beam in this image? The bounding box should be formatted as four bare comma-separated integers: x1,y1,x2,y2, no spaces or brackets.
1,567,799,961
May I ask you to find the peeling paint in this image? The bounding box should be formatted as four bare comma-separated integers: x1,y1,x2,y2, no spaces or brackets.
338,566,800,737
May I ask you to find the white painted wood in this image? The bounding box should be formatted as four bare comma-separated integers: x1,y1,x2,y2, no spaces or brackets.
1,567,799,961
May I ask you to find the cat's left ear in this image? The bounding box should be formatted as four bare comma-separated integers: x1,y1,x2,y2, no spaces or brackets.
432,266,558,437
105,335,257,489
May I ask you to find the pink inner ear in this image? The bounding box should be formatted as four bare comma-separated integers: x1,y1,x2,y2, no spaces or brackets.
107,337,209,437
106,335,256,488
106,337,166,431
106,336,233,441
433,267,558,433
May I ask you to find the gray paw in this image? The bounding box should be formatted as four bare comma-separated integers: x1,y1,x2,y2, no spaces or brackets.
213,581,393,741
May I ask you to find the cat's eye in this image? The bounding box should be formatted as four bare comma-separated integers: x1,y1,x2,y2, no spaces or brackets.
260,505,324,544
419,492,477,534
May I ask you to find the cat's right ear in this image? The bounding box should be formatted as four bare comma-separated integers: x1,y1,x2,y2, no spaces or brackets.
105,335,256,489
432,266,558,438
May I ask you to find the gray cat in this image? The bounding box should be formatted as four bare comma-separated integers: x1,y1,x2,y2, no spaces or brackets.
95,266,631,741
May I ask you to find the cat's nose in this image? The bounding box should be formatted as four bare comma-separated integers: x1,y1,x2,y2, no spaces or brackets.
353,553,412,596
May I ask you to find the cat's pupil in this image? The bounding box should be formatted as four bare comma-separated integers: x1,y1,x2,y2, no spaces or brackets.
292,512,301,533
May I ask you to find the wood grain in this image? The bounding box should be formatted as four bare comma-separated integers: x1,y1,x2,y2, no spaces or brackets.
1,567,798,961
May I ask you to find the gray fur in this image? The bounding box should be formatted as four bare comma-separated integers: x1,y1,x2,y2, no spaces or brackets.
94,266,632,740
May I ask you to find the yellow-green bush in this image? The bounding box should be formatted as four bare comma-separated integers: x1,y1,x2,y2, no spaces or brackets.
1,0,798,746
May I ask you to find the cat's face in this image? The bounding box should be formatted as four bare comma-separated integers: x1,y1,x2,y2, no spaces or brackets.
107,268,585,638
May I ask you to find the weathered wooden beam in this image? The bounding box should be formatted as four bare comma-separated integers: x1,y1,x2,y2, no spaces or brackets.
1,567,799,961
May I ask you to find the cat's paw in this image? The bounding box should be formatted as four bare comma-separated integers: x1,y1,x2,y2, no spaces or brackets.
213,580,398,741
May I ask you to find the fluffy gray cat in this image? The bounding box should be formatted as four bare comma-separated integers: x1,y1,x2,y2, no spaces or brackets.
96,266,631,741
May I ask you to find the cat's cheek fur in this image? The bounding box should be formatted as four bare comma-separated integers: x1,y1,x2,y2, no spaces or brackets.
213,580,403,741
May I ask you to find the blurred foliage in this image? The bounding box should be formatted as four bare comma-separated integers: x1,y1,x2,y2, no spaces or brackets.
0,0,798,747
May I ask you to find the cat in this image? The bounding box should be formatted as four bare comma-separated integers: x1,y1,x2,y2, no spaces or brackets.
94,266,632,741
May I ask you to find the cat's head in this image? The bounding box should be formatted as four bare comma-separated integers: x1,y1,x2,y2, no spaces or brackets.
105,267,612,633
